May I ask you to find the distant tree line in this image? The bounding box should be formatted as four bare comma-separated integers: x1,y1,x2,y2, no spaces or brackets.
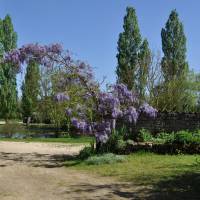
0,7,200,128
116,7,200,112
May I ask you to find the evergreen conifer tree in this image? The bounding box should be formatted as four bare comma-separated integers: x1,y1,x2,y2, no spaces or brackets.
21,60,40,122
0,15,18,121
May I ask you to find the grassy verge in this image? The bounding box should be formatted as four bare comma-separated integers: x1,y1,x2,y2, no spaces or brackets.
66,152,200,199
0,136,94,144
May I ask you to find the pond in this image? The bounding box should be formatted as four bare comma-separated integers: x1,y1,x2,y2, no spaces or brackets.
0,123,68,139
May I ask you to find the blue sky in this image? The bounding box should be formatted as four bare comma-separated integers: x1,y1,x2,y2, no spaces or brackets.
1,0,200,91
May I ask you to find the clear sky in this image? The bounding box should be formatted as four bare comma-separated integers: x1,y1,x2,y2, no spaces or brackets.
1,0,200,91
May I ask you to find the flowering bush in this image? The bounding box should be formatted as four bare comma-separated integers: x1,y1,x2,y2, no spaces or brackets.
4,43,157,147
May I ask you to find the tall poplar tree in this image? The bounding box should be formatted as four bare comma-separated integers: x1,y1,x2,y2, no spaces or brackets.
160,10,191,111
138,39,151,101
0,15,18,121
21,60,40,122
161,9,188,81
116,7,142,90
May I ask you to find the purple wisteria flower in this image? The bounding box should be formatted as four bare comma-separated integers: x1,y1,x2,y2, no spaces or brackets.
71,117,79,128
4,43,63,68
71,118,91,132
139,103,158,118
124,106,138,123
54,92,70,102
46,43,63,54
95,132,109,144
65,108,72,116
4,49,21,69
113,83,138,104
98,92,121,118
4,43,158,145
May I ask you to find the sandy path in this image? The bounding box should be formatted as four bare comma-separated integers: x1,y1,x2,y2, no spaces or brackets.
0,141,148,200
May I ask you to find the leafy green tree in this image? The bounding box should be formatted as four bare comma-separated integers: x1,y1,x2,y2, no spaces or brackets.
116,7,142,90
0,15,18,121
138,39,151,101
160,9,191,111
161,9,188,81
21,60,40,123
154,71,199,112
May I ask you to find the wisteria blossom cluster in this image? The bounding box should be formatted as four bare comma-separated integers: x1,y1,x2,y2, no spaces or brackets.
139,103,158,118
54,92,70,102
113,83,138,105
4,43,96,90
4,43,63,69
98,92,122,119
65,83,157,143
4,43,157,144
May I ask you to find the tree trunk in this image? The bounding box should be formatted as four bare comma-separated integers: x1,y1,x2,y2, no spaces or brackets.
26,116,31,127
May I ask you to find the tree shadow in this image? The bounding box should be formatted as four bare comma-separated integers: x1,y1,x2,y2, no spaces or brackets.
1,151,199,199
0,152,75,168
145,172,200,200
62,182,151,200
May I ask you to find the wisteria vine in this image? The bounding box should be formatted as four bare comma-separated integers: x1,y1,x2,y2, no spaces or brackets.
4,43,157,144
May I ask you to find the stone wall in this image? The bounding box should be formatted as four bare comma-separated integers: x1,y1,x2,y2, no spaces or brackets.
130,112,200,134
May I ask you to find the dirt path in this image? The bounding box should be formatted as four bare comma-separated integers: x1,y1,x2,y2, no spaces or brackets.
0,141,149,200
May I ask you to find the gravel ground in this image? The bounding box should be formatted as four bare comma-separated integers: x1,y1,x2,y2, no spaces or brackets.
0,141,149,200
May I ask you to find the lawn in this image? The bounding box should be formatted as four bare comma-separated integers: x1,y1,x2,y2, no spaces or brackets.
67,152,200,199
0,136,93,144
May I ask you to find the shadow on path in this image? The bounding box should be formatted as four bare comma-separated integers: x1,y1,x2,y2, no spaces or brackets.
0,152,74,168
61,183,152,200
144,172,200,200
0,151,199,199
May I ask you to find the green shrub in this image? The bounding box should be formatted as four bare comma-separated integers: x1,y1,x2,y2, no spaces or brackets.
173,130,200,145
0,123,26,137
84,153,125,165
116,139,127,152
154,132,175,143
98,130,124,153
78,141,95,160
137,129,153,142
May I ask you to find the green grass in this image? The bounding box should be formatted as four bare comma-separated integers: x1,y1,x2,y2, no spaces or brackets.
0,136,93,144
66,152,200,199
84,153,125,165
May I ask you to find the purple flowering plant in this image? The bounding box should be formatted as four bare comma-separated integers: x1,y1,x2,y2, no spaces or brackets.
4,43,157,144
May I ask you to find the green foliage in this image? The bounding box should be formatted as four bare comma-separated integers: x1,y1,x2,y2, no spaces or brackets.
99,130,123,153
116,139,127,152
147,130,200,146
137,128,153,142
48,100,68,132
116,7,142,90
84,153,125,165
69,153,200,199
161,9,188,81
137,129,200,146
138,39,151,101
78,141,95,160
116,7,151,102
0,122,25,137
156,132,175,143
21,60,40,121
154,74,198,112
0,15,18,121
173,130,200,145
158,9,194,112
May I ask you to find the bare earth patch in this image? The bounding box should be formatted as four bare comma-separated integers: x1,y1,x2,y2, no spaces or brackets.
0,141,150,200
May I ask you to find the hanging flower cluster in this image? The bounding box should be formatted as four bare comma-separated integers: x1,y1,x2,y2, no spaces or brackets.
54,92,70,102
4,43,63,69
67,83,157,143
139,103,158,118
4,43,157,144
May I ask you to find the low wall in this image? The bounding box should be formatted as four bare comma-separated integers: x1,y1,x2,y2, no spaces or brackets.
131,112,200,134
